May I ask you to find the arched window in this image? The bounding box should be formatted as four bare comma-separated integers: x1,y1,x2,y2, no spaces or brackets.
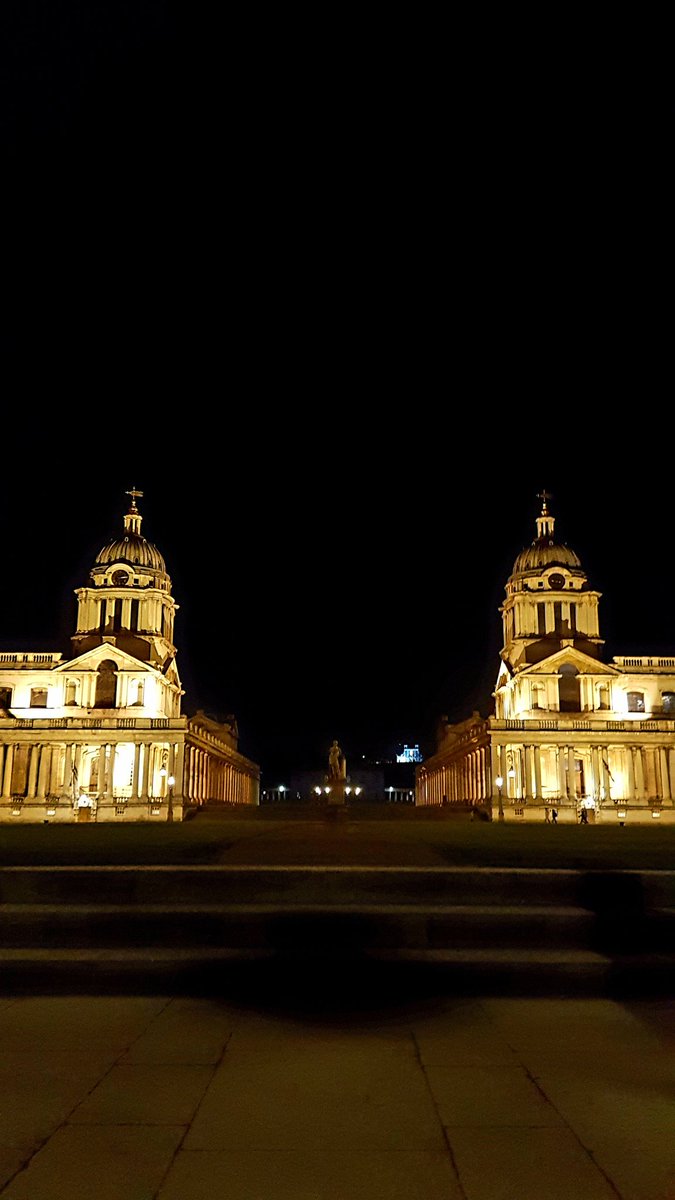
627,691,645,713
95,660,117,709
531,684,544,710
597,684,610,711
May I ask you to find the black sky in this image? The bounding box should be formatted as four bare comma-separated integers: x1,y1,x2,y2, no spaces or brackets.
2,8,672,779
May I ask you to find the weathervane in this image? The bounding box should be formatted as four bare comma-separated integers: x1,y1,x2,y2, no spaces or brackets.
125,486,144,510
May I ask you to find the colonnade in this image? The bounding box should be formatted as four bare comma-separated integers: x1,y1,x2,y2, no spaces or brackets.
184,743,258,807
417,740,675,809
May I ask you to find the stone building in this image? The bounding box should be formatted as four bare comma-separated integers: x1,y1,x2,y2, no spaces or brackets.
417,495,675,824
0,490,259,821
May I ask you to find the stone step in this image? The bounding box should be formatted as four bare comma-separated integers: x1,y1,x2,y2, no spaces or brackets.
0,902,600,950
3,866,675,907
0,944,673,997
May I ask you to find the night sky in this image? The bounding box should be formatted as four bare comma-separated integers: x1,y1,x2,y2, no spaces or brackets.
2,8,671,780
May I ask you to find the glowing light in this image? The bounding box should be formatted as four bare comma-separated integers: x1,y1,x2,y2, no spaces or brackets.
617,810,627,819
279,785,286,793
159,767,167,778
345,787,351,795
168,775,175,787
324,787,330,794
507,768,516,778
314,787,322,795
652,810,661,819
495,776,503,788
355,787,362,795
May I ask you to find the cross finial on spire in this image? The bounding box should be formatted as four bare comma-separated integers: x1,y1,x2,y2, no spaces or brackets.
537,488,553,514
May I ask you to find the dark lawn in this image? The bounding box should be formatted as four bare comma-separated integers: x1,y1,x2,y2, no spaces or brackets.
1,817,674,869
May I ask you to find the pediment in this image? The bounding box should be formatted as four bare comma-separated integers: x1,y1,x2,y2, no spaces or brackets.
521,647,619,678
54,644,159,674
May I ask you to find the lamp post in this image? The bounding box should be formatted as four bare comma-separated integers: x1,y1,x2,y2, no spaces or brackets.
495,775,504,822
167,774,175,823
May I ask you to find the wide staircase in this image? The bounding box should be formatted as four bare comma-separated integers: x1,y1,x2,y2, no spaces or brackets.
1,861,674,996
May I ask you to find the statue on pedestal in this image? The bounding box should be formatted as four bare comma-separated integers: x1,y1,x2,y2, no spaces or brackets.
328,739,346,780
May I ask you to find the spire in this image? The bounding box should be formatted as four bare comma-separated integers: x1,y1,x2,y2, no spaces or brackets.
123,487,144,536
535,489,555,540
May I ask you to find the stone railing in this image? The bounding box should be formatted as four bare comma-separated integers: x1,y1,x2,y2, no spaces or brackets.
493,717,675,732
613,656,675,670
0,652,63,665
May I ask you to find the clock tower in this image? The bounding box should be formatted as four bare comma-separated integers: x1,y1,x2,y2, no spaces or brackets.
499,492,603,673
71,489,178,671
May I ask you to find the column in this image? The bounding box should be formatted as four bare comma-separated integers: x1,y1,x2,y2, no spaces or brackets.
37,745,50,798
635,748,646,802
27,744,40,798
61,742,73,799
141,742,151,800
173,741,185,802
627,747,636,801
662,744,672,801
49,745,62,795
567,746,575,800
591,746,600,800
100,743,112,800
524,746,534,800
534,746,542,801
556,747,565,798
658,747,670,801
601,750,611,802
132,743,142,799
2,745,14,797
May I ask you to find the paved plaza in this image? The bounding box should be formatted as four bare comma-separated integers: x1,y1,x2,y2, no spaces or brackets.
0,978,674,1199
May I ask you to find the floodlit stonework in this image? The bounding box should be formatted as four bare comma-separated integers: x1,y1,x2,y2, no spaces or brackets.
417,494,675,824
0,490,259,821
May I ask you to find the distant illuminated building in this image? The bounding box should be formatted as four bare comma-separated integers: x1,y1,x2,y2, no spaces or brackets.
417,494,675,824
0,490,259,822
396,744,423,763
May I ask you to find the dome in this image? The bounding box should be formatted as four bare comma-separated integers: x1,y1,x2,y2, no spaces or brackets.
511,538,581,575
509,495,583,580
95,533,166,572
93,489,167,575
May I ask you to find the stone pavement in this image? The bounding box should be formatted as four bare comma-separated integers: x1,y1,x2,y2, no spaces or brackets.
0,975,674,1199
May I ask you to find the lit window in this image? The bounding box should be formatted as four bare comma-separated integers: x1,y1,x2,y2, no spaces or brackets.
627,691,645,713
662,692,675,714
30,688,48,707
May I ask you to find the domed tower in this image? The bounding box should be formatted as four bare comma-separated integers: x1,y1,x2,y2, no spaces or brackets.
71,488,179,670
500,491,603,672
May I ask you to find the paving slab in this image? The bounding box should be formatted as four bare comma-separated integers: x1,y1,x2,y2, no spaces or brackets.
0,1125,184,1200
157,1149,463,1200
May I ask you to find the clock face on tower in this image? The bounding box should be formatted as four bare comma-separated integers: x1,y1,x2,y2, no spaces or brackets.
112,570,130,586
548,573,565,590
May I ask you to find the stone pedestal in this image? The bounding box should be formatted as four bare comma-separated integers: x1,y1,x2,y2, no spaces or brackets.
325,778,349,821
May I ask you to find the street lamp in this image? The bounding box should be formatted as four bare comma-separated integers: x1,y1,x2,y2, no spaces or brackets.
495,775,504,822
167,774,175,823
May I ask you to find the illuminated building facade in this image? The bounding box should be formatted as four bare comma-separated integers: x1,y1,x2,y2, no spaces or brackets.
0,491,259,822
417,495,675,824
